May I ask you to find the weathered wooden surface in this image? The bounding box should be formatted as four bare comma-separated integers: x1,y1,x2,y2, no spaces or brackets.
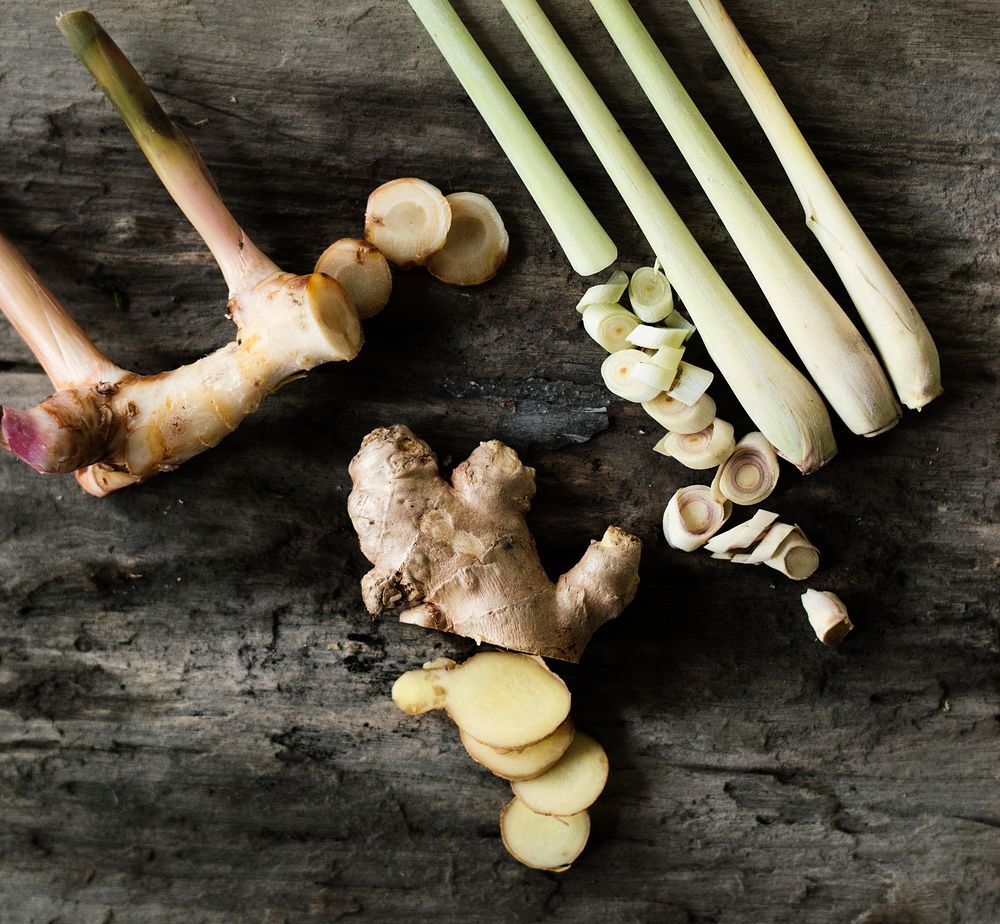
0,0,997,921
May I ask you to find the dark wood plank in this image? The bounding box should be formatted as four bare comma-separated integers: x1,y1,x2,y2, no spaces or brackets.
0,1,997,922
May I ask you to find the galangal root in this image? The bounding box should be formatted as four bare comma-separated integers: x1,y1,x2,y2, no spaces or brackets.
348,425,642,661
0,12,362,496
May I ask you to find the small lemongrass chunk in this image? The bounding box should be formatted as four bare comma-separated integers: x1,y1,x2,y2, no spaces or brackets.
576,269,629,313
511,732,609,816
628,265,674,322
667,362,714,405
315,238,392,320
500,798,590,872
654,418,735,469
734,521,797,565
391,651,570,749
426,191,509,285
628,358,676,392
802,589,853,645
626,324,688,349
365,177,452,268
582,303,639,352
461,718,575,781
642,391,716,434
764,528,820,581
704,509,780,555
663,484,731,551
602,349,661,402
662,309,696,341
714,431,780,505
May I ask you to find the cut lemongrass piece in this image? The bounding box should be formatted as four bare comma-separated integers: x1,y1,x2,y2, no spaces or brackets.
649,345,685,372
704,509,780,554
583,303,639,352
626,324,687,349
663,309,696,341
497,0,835,471
654,418,735,469
713,431,780,506
576,269,629,313
406,0,616,276
684,0,940,410
426,191,509,285
663,484,731,551
642,391,715,434
315,238,392,320
500,798,590,872
667,362,714,406
628,359,676,392
802,589,853,645
628,265,674,322
764,528,820,581
602,349,661,402
738,521,797,565
364,177,452,268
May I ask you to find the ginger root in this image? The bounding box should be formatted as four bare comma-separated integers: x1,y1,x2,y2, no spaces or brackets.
348,425,641,661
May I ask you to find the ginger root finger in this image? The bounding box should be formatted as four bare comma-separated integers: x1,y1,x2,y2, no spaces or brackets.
348,425,641,661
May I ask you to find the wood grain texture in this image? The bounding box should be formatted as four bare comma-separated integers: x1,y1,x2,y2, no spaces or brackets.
0,1,997,921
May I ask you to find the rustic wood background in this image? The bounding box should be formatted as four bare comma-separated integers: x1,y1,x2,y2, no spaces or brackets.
0,1,997,921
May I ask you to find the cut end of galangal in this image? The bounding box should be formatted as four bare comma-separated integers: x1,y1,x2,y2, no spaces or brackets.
500,797,590,872
426,192,509,286
301,273,364,361
364,178,451,269
314,238,392,321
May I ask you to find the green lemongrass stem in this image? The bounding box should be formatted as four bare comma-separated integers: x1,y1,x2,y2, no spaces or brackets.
57,11,276,295
498,0,835,473
592,0,899,437
685,0,941,410
405,0,616,275
0,231,125,390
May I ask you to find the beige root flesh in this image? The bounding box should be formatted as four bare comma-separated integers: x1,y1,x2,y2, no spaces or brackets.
348,425,642,662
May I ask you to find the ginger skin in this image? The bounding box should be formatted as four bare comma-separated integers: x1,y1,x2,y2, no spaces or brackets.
348,425,641,662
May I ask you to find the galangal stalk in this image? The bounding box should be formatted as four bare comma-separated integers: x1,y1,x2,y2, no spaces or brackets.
0,12,361,496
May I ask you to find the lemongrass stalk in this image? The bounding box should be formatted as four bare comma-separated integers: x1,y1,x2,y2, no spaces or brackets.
57,12,276,295
685,0,941,410
0,231,124,390
405,0,616,276
498,0,835,473
591,0,900,437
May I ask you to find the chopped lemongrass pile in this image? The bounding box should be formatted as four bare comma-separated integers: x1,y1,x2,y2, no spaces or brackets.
314,238,393,320
406,0,616,276
654,418,735,469
426,191,509,285
802,590,853,645
365,177,452,268
711,431,780,505
662,484,731,551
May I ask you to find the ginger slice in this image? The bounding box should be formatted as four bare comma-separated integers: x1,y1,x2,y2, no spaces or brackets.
426,191,509,286
391,651,571,750
500,798,590,872
461,718,574,781
510,731,608,816
315,238,392,320
364,178,451,268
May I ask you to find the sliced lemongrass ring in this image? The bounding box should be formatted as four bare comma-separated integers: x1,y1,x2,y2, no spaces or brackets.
426,191,509,285
602,349,662,402
738,521,797,564
365,177,451,268
628,265,673,322
315,238,392,320
628,358,676,392
642,391,716,434
662,484,732,551
764,529,820,580
583,303,639,352
667,362,714,405
802,589,853,645
576,269,629,313
704,508,780,555
626,324,688,349
649,344,684,371
662,309,696,341
654,418,735,469
714,431,780,506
